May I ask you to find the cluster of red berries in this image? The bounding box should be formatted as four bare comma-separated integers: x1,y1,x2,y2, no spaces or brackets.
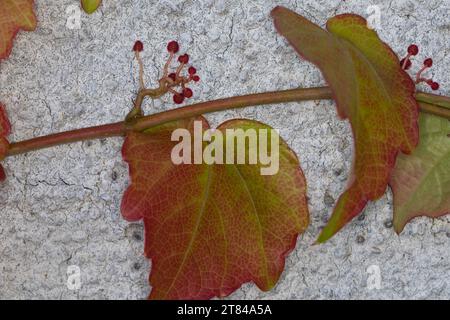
166,41,200,104
132,40,200,104
400,44,439,91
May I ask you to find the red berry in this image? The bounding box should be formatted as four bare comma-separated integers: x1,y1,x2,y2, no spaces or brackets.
168,73,176,81
183,88,193,98
430,82,440,90
408,44,419,56
192,75,200,82
178,54,189,64
188,66,197,75
424,58,433,68
173,93,185,104
167,41,179,53
133,40,144,52
400,58,412,70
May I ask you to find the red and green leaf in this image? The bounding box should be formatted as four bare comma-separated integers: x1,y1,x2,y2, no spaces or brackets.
0,0,37,60
390,113,450,233
271,6,419,242
121,117,309,300
0,103,11,181
81,0,102,14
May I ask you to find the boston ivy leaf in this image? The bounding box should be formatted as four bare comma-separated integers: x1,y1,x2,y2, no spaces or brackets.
81,0,102,14
0,0,37,60
0,103,11,181
121,117,309,300
390,113,450,233
271,6,419,242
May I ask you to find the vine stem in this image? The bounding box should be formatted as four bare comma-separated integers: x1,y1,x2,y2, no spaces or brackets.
6,86,450,157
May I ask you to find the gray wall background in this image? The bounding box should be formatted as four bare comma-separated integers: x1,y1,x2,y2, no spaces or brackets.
0,0,449,299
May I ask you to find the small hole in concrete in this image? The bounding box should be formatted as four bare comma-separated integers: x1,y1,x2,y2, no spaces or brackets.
133,231,142,241
384,220,393,228
356,235,365,244
133,262,141,270
323,191,335,207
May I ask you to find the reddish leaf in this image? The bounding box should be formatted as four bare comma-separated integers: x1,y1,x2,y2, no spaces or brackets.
271,6,419,242
0,0,37,60
0,104,11,136
0,103,11,181
390,113,450,233
121,117,309,300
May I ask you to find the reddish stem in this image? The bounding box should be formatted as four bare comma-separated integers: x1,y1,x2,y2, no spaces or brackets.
7,122,125,156
402,53,411,69
415,65,428,84
6,87,450,157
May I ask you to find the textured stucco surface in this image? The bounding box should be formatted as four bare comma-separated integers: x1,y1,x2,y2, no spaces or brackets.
0,0,449,299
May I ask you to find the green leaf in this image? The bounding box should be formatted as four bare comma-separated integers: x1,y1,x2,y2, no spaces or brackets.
271,6,419,242
390,113,450,233
81,0,102,14
121,117,309,299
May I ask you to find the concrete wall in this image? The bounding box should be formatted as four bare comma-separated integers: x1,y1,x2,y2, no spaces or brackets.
0,0,448,299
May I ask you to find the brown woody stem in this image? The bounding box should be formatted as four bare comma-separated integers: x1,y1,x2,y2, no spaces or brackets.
6,87,450,157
